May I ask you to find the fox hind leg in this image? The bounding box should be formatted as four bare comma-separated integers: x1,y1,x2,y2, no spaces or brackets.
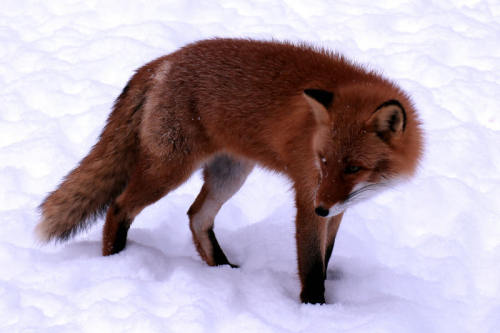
188,154,254,267
102,155,199,256
102,202,131,256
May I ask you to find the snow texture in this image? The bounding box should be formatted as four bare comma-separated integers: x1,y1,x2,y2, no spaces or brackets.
1,0,500,332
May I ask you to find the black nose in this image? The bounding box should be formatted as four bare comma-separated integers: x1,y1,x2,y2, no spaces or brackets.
315,206,329,217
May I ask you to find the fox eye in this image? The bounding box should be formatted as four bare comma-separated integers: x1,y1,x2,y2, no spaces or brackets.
318,154,327,164
344,165,361,174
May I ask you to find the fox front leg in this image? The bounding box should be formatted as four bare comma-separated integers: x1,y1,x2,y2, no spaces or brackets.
324,212,343,279
295,197,328,304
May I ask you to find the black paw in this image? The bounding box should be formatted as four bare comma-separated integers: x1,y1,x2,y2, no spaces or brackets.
300,288,326,304
214,259,239,269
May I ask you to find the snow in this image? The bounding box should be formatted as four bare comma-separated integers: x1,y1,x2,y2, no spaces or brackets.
1,0,500,332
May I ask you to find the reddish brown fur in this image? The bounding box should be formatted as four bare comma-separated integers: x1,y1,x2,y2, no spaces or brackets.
37,38,423,304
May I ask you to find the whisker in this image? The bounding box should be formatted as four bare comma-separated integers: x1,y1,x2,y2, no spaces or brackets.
346,182,391,204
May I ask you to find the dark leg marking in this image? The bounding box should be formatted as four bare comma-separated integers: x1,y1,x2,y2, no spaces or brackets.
110,219,130,255
208,228,238,268
300,255,326,304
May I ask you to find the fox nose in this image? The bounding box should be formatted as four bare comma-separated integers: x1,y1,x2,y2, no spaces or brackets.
315,206,329,217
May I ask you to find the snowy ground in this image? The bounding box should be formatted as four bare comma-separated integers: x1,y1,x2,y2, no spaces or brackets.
1,0,500,332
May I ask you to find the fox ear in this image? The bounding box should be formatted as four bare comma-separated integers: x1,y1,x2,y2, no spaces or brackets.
368,100,406,142
303,89,334,124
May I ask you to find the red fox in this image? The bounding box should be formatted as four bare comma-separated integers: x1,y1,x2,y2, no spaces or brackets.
37,38,423,304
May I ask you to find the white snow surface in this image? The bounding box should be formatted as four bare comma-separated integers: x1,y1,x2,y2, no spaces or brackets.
1,1,500,332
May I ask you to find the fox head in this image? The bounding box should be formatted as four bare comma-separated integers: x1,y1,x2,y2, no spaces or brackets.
303,83,423,218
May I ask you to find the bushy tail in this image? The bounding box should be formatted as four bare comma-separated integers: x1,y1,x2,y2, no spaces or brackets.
36,87,142,243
